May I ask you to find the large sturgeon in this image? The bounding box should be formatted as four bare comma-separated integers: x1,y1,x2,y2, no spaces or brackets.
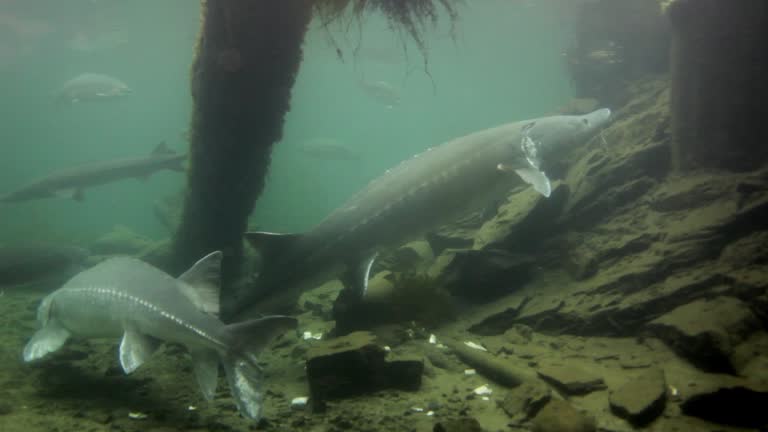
227,109,611,317
0,142,184,203
23,251,297,421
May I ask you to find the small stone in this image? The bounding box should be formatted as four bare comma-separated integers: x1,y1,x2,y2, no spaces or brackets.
608,368,667,426
498,381,551,421
537,364,606,395
433,417,484,432
532,400,596,432
618,354,652,369
0,400,13,416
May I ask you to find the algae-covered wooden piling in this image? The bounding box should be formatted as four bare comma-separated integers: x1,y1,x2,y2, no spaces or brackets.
668,0,768,171
172,0,313,307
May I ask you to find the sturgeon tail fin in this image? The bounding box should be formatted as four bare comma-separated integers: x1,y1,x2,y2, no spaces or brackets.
219,315,298,420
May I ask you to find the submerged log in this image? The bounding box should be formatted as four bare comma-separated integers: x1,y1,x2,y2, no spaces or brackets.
172,0,312,313
668,0,768,171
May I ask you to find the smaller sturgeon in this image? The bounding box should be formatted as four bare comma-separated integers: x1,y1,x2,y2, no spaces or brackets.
226,109,612,317
0,142,185,203
56,73,131,104
23,251,297,421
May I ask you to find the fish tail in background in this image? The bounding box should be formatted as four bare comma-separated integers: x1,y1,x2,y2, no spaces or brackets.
219,315,297,420
167,158,186,172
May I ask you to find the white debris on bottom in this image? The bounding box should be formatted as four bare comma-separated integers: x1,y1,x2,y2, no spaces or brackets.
291,396,309,410
464,369,477,376
464,341,487,351
473,384,493,396
302,331,323,340
128,412,147,420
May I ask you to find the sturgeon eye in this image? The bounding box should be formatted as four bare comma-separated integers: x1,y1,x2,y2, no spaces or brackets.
582,118,589,125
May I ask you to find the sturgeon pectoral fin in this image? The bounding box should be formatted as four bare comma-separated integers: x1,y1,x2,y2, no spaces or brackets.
23,323,70,362
119,329,160,374
515,167,552,197
191,350,219,400
342,252,378,298
222,353,264,420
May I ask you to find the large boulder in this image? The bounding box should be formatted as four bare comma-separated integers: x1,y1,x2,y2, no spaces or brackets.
647,296,762,373
305,332,423,410
608,368,667,426
531,400,596,432
438,249,535,303
536,363,606,396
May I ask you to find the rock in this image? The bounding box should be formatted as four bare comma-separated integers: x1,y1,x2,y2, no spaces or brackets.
305,331,423,410
537,364,606,395
377,240,434,273
680,381,768,429
465,297,532,336
531,400,596,432
608,368,667,426
647,296,762,373
564,246,598,281
498,381,551,422
730,332,768,384
474,182,569,251
566,176,659,231
561,83,671,231
439,249,535,303
433,417,484,432
426,228,476,256
445,339,534,388
618,354,652,369
719,230,768,268
91,225,154,255
426,210,485,256
333,270,457,332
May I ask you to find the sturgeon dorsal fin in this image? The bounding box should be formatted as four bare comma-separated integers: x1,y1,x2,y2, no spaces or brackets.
244,232,302,263
152,141,172,156
177,251,222,316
